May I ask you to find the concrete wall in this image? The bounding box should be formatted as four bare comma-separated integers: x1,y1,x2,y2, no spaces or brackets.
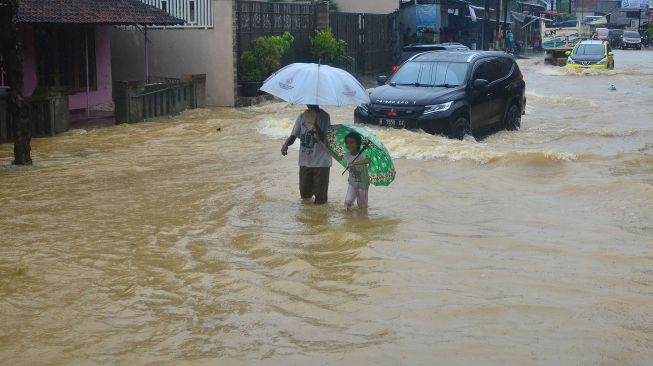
19,25,113,110
335,0,398,14
111,0,235,106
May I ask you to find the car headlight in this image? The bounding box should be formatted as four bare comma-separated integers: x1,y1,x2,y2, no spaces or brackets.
358,103,369,114
567,58,576,64
597,58,607,65
423,101,453,115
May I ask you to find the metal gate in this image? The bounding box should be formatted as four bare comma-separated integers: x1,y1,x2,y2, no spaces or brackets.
236,1,316,67
330,12,399,74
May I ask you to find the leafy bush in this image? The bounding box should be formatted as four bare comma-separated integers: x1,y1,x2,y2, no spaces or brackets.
240,32,294,81
644,24,653,37
309,30,354,68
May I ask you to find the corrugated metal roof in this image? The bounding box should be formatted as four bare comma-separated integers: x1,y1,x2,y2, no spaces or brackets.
17,0,184,25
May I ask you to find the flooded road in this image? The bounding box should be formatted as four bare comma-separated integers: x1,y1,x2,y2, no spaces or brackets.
2,50,653,365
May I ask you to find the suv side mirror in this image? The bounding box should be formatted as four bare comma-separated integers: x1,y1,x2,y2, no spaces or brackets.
565,51,572,56
472,79,489,89
377,75,388,86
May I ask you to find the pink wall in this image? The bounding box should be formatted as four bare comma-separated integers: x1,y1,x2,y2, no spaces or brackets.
69,26,113,110
20,25,113,111
19,26,38,97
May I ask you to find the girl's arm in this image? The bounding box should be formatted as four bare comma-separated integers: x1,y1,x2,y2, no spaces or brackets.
326,146,343,161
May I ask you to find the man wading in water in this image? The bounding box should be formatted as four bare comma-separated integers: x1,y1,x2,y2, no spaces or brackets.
281,105,332,204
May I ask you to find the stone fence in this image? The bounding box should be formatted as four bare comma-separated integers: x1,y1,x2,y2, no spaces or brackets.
0,87,70,142
113,74,206,124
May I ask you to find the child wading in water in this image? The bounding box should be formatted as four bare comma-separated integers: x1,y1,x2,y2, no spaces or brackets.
333,132,371,210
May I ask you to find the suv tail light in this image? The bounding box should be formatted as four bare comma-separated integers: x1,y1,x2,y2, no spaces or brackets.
392,65,399,73
519,71,524,80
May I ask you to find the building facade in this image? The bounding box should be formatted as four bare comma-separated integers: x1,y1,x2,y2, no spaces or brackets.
111,0,236,107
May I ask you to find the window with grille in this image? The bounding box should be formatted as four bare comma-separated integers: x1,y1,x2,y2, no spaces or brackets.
35,26,97,92
140,0,213,28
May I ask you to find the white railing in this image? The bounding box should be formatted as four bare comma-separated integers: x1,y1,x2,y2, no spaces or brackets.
140,0,214,29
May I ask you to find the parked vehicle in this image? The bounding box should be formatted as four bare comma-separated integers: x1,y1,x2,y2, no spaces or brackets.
355,51,526,139
619,31,642,50
566,40,614,69
593,28,609,41
392,43,470,73
608,29,624,48
543,23,591,65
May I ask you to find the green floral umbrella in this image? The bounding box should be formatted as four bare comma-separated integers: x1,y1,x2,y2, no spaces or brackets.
327,124,396,186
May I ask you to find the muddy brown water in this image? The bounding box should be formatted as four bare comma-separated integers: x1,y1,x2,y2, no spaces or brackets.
1,50,652,365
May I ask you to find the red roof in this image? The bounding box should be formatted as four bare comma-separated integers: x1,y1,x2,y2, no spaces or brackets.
17,0,184,25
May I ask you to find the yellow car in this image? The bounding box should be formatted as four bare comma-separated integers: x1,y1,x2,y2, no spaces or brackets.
565,40,615,69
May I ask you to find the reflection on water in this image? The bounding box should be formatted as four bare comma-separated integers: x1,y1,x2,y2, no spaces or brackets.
1,50,653,365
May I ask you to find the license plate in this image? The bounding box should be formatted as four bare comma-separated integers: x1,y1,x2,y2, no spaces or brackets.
379,119,406,128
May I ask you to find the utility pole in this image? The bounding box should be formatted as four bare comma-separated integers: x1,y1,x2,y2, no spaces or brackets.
495,0,501,49
504,0,510,31
0,0,32,165
483,0,490,50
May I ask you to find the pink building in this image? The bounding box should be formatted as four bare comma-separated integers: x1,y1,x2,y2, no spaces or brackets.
13,0,182,112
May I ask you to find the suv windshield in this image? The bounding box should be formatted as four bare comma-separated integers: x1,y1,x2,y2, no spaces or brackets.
574,44,604,55
624,31,640,38
391,61,468,87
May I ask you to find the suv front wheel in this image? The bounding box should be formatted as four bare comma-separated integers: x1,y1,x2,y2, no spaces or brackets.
504,104,521,131
449,116,471,140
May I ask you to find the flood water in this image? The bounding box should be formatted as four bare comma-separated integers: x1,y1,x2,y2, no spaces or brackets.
1,50,652,365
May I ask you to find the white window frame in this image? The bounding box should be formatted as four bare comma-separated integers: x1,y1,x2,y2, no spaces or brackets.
140,0,213,29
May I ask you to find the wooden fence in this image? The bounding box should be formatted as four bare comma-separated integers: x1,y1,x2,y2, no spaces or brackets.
330,12,400,75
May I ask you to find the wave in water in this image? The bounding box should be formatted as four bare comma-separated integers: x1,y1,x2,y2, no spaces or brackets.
526,91,598,107
257,118,579,164
531,65,642,77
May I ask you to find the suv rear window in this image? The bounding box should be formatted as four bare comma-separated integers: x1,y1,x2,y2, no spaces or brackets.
391,61,468,86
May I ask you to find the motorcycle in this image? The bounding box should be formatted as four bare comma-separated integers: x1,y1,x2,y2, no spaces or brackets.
642,35,652,48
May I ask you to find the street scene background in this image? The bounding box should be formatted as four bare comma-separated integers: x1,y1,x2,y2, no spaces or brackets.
1,50,652,365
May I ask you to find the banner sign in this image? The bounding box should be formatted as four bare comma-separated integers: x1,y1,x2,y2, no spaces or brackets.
621,0,646,9
416,4,438,35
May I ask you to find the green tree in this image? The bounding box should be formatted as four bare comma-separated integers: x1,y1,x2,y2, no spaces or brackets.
309,30,353,68
240,32,294,81
644,24,653,37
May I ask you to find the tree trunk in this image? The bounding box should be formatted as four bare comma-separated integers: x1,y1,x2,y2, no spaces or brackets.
0,0,32,165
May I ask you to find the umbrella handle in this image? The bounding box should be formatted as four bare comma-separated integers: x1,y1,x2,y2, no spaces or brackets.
341,145,367,176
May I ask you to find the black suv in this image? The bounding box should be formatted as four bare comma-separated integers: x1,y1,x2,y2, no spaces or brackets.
355,51,526,139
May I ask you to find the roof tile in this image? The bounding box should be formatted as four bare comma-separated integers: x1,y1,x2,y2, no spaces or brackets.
17,0,184,25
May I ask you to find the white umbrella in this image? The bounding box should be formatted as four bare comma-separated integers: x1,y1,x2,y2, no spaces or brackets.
260,63,370,106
